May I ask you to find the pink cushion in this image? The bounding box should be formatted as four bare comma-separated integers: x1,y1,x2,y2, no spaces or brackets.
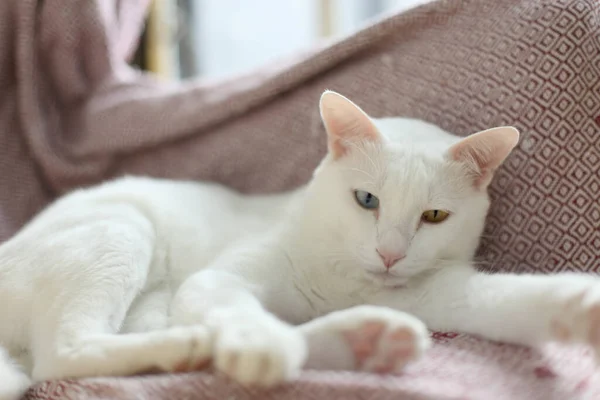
26,335,599,399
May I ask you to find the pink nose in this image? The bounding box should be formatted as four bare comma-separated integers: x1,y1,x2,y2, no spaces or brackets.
376,249,406,269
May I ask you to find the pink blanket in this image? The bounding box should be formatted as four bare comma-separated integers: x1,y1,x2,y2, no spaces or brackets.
0,0,597,398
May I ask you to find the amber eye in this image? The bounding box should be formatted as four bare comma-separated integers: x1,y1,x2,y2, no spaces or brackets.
422,210,450,223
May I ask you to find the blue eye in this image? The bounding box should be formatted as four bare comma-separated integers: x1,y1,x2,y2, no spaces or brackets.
354,190,379,210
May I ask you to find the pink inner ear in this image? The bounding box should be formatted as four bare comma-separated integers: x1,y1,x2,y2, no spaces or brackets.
449,126,520,188
319,91,380,159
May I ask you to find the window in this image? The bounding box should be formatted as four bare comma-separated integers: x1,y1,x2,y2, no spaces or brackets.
142,0,423,79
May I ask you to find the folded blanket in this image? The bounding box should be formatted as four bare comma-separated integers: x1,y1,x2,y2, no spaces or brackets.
0,0,598,399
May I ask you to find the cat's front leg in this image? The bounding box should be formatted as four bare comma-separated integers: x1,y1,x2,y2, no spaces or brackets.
171,268,307,386
300,306,430,373
381,265,600,353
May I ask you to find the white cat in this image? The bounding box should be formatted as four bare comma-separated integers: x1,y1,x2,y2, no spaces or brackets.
0,90,598,399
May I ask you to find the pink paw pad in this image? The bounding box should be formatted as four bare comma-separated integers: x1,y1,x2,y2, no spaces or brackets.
550,319,572,342
343,322,385,363
342,321,417,373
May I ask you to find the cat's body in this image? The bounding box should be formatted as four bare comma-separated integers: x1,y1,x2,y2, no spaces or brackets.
0,91,599,400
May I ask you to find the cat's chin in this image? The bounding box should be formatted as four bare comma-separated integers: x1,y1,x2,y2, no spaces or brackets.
364,271,409,288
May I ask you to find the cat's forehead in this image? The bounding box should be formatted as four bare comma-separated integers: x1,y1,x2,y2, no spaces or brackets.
357,141,468,200
373,117,461,149
334,117,469,197
371,149,471,213
339,143,446,193
382,149,446,189
376,119,463,183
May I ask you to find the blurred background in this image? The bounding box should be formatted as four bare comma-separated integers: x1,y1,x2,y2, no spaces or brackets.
133,0,419,80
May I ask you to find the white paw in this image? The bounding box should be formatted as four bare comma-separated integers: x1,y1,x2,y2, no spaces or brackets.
0,374,30,400
143,325,212,373
305,305,430,373
550,285,600,359
210,311,307,386
0,348,31,400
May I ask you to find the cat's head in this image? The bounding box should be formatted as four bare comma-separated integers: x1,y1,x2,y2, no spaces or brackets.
306,90,519,286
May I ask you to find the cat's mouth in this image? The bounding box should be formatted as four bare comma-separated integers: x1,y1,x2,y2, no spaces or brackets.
364,270,408,288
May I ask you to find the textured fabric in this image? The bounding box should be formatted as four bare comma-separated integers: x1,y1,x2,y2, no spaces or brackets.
24,335,600,400
0,0,598,398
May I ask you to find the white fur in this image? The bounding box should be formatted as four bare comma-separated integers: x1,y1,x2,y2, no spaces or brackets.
0,91,598,399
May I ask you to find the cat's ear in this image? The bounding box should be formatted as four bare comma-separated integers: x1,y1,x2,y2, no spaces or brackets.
448,126,520,189
319,90,381,159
